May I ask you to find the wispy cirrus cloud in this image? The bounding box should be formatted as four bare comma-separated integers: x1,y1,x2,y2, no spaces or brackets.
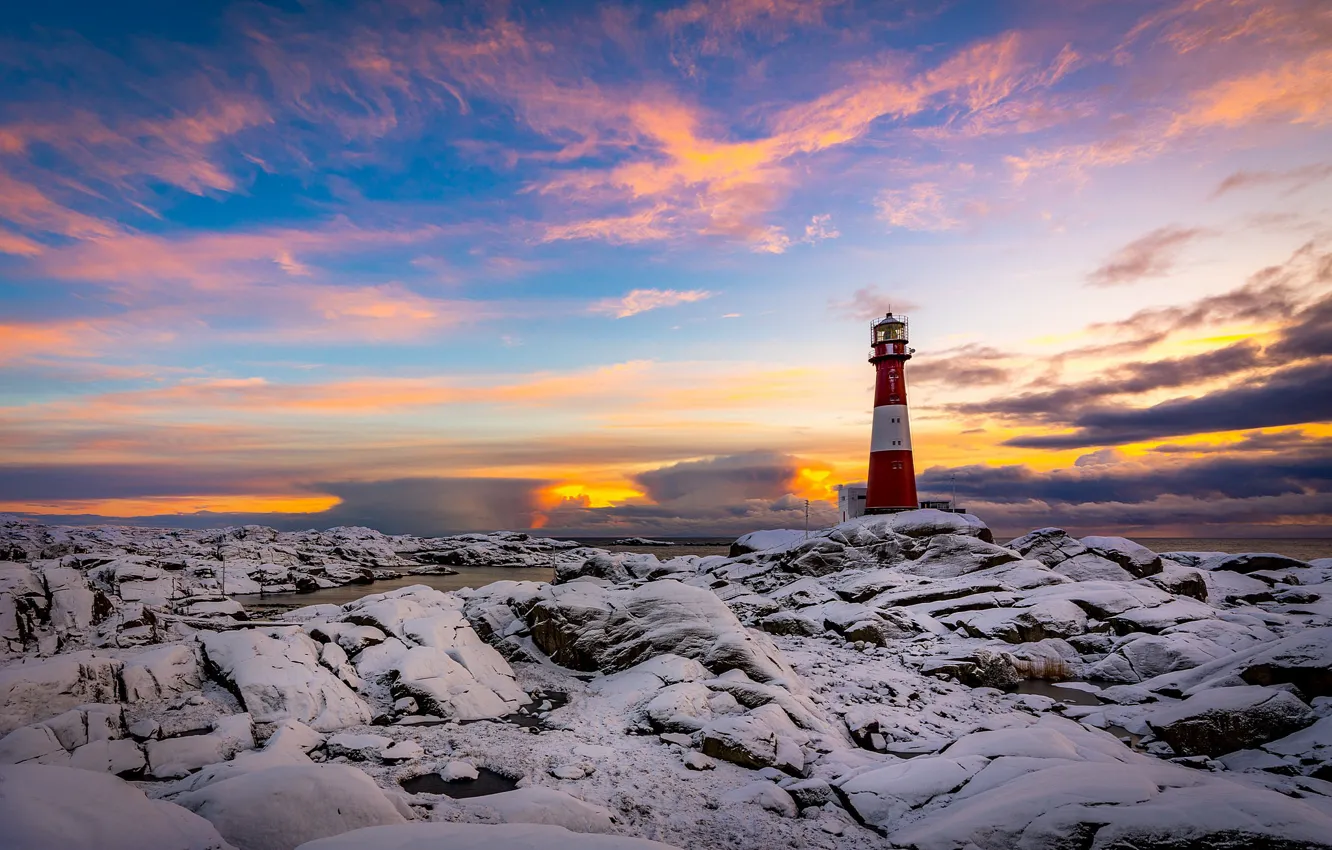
1086,225,1210,287
589,288,714,318
875,183,959,231
1213,162,1332,197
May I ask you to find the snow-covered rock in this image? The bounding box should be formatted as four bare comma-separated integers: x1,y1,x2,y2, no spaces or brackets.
146,713,256,779
457,786,618,833
293,823,682,850
1,763,233,850
198,631,372,731
1146,685,1316,756
1079,535,1164,578
729,530,805,557
175,763,407,850
525,580,799,686
0,652,123,734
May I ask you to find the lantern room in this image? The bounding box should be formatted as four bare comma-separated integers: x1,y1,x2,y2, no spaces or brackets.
870,313,909,345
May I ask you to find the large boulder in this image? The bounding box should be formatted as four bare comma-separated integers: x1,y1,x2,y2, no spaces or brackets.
1147,685,1316,757
456,787,617,834
0,763,233,850
0,652,123,734
901,535,1020,578
1006,527,1087,566
526,580,799,686
1200,553,1311,574
1238,626,1332,697
198,631,372,731
146,714,256,779
1079,536,1163,577
1087,633,1231,684
389,646,518,720
700,703,806,773
951,599,1088,643
842,717,1332,850
729,529,804,557
175,763,406,850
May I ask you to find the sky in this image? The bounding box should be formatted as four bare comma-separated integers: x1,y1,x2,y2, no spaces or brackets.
1,0,1330,538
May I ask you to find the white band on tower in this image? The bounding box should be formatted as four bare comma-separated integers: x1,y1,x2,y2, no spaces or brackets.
870,404,912,452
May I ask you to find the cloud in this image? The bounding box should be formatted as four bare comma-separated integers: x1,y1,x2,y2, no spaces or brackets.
1212,162,1332,197
1150,429,1323,454
1003,358,1332,449
632,451,803,506
1171,47,1332,132
827,286,918,321
908,344,1012,387
1086,226,1209,287
953,341,1265,422
918,438,1332,535
1266,290,1332,359
589,288,714,318
875,183,959,231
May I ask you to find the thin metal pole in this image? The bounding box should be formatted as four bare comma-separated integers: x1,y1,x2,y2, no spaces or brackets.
804,499,810,539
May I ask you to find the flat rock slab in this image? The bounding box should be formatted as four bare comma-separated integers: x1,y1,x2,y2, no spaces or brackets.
1147,685,1316,757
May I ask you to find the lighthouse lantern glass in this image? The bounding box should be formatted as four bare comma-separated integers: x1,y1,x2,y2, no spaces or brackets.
871,315,908,345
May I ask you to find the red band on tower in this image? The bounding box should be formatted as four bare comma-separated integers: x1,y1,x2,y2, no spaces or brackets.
865,313,918,512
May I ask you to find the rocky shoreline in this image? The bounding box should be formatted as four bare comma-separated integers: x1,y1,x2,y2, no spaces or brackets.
3,510,1331,849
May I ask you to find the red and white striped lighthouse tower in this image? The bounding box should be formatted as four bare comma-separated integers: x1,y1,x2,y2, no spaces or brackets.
865,312,918,513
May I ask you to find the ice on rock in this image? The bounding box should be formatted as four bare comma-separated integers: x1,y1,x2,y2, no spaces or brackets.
293,823,683,850
198,630,372,731
456,786,618,834
1146,684,1316,756
174,763,406,850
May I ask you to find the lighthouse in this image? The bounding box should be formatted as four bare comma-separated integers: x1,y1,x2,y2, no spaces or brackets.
865,313,918,513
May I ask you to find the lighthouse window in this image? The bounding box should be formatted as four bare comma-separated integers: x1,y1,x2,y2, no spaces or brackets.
892,462,904,470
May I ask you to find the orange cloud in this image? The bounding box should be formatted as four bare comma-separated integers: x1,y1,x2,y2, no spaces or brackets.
1172,48,1332,131
523,31,1053,251
0,493,340,518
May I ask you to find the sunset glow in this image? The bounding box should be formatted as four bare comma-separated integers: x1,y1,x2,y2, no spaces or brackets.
1,0,1329,536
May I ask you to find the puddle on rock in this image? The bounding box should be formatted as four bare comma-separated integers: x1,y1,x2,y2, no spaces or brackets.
400,767,518,798
1004,679,1104,707
503,690,569,730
